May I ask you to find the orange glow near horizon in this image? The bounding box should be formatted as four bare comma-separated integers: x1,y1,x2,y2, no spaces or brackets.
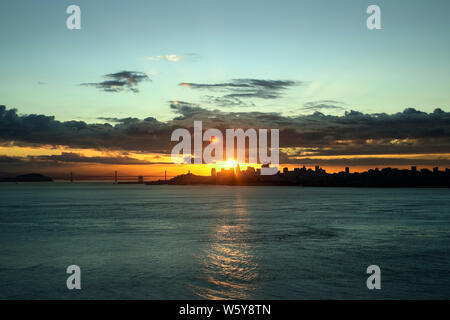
1,145,449,180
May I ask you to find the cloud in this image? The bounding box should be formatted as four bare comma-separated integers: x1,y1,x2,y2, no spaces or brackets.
31,152,156,165
30,152,151,165
81,71,150,93
1,105,449,163
180,79,301,108
278,155,450,167
0,153,173,176
301,100,346,113
169,100,208,118
204,95,256,108
0,105,171,153
0,153,172,166
0,155,23,163
179,79,301,101
146,54,184,62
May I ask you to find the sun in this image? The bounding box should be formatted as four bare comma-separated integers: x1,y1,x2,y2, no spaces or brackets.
225,159,238,168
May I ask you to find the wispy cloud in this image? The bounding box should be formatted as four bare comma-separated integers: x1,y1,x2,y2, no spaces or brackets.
0,153,173,170
204,95,256,108
32,152,155,165
81,71,150,93
301,100,346,113
146,54,184,62
179,79,302,107
0,155,23,163
179,79,300,99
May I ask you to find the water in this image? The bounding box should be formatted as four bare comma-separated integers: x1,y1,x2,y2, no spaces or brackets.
0,183,449,299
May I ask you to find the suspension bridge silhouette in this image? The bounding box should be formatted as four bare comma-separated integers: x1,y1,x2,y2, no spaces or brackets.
57,171,175,183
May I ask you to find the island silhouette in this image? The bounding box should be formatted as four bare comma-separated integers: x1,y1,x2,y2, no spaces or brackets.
0,173,53,182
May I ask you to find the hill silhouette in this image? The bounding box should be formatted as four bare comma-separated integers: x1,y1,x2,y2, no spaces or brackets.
0,173,53,182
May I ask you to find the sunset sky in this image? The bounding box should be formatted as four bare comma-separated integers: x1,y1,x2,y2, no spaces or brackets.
1,0,449,178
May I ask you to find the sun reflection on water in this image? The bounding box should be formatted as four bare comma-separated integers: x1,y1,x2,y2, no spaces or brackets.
192,193,260,300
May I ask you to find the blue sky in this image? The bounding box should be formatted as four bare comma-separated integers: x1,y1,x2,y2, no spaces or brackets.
1,0,450,175
1,0,449,122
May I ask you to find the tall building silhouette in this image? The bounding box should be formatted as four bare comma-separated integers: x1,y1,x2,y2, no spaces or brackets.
236,164,241,175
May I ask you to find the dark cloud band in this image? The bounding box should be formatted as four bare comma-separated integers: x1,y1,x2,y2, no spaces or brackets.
0,105,449,161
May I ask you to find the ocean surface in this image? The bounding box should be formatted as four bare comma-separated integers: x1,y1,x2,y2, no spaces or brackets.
0,183,449,299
